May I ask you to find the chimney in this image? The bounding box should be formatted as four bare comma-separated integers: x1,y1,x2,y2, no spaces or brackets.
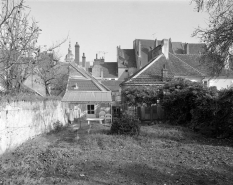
82,53,86,68
75,42,80,65
100,68,103,79
161,39,169,59
186,43,190,54
138,40,141,57
154,39,159,48
96,54,98,59
161,64,168,81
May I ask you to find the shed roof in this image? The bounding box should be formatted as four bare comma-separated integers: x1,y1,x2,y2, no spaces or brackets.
62,91,112,103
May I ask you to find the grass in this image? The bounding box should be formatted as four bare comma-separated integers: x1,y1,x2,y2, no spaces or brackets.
0,122,233,185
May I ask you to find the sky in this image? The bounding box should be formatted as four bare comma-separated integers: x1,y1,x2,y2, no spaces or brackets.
25,0,209,62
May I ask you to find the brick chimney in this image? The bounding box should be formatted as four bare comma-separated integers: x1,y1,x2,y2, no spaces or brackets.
161,39,169,59
138,40,141,57
75,42,80,65
82,53,86,68
161,64,168,81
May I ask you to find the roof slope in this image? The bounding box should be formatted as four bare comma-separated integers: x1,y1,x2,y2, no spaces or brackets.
67,79,101,91
101,80,123,91
99,62,118,78
188,43,206,54
172,42,185,54
122,53,205,86
176,54,233,77
118,48,136,68
62,91,112,103
62,62,112,102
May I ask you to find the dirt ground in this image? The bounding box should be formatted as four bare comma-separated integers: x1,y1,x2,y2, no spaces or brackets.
0,121,233,185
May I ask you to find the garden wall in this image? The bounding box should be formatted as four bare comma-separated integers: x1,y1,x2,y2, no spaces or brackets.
0,100,67,155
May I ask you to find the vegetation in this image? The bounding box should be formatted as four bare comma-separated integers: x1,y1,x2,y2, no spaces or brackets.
110,114,141,136
192,0,233,74
122,78,233,138
162,78,233,138
0,123,232,184
0,0,68,95
33,52,68,96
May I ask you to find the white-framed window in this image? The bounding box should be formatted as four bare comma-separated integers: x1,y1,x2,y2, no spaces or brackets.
87,104,95,114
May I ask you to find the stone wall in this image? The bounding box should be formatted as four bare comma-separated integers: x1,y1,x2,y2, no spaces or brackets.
0,100,67,155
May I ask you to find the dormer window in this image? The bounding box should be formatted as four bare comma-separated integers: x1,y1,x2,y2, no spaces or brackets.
74,83,79,89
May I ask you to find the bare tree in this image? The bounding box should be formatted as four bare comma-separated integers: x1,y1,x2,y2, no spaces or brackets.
192,0,233,75
0,0,68,93
0,0,24,28
33,51,68,96
0,0,40,92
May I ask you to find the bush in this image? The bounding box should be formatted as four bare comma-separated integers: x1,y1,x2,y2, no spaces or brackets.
110,114,141,136
161,79,233,138
52,121,63,132
162,79,211,125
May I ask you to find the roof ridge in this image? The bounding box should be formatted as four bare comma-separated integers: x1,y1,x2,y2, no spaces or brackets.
169,52,205,76
175,54,202,56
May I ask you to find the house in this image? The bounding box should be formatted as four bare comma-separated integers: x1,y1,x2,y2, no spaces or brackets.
91,55,118,80
120,38,233,90
120,38,233,121
101,80,123,117
61,61,112,119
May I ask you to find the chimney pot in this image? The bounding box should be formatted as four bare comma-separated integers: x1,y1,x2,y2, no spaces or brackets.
161,39,169,59
75,41,80,65
82,52,86,68
186,43,189,54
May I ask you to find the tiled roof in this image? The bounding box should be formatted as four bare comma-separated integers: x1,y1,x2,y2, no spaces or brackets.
140,40,155,66
188,43,206,54
67,79,101,91
171,42,185,54
69,62,110,91
62,91,112,102
101,80,123,91
176,54,233,77
140,39,155,49
118,49,137,68
122,53,205,85
99,62,118,78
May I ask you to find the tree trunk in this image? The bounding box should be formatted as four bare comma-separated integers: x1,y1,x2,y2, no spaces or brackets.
45,86,50,96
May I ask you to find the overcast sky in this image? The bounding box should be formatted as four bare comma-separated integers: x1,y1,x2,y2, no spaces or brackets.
25,0,209,62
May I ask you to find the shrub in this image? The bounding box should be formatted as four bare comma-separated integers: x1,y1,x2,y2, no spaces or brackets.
162,80,210,125
110,114,141,136
52,121,63,132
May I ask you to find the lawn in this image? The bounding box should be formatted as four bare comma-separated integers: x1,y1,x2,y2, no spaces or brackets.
0,122,233,185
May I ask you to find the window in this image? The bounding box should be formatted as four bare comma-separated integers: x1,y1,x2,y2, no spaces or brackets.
87,104,95,114
203,81,208,87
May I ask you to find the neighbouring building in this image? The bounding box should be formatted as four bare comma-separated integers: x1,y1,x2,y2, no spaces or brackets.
91,54,118,80
62,61,112,119
120,38,233,90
